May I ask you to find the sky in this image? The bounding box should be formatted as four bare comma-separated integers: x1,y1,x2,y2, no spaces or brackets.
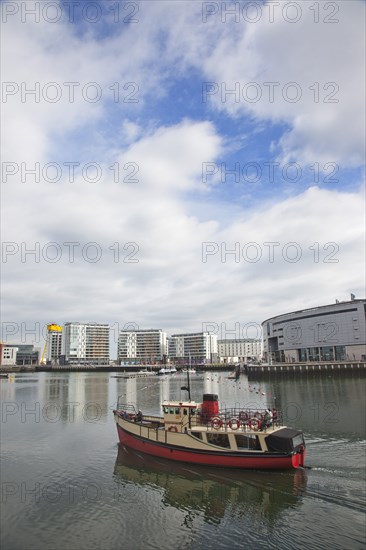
1,0,365,357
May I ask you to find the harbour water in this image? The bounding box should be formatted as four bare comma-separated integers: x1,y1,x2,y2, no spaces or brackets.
1,371,365,550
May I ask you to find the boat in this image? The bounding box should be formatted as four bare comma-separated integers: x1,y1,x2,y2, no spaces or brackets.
181,368,196,374
112,370,157,379
158,367,177,375
113,393,306,470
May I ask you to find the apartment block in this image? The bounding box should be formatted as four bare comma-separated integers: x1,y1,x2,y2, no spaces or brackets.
168,332,218,364
218,339,262,362
118,329,167,365
63,322,110,365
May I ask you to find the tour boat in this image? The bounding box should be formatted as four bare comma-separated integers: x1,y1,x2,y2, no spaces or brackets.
158,367,177,375
113,393,306,470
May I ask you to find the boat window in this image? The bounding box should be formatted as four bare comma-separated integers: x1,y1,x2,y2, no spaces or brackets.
164,407,169,414
235,434,260,450
206,433,230,448
190,409,196,416
175,408,180,414
183,409,188,415
191,431,202,440
292,434,304,448
169,408,175,414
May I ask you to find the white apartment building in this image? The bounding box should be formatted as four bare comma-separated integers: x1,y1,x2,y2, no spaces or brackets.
168,332,218,364
46,328,62,363
118,329,167,365
63,322,110,365
218,339,262,363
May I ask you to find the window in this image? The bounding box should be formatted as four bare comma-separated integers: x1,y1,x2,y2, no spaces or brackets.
191,432,202,440
206,433,230,448
235,434,260,450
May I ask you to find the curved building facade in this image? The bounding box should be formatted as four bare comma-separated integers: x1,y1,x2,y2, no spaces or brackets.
262,299,366,363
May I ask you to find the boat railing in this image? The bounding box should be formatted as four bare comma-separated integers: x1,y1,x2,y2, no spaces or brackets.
198,407,282,430
116,397,137,414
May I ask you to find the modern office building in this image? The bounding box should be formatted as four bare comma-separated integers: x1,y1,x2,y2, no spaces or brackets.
218,339,262,363
168,332,218,364
118,329,167,365
16,345,40,365
63,322,110,365
262,299,366,363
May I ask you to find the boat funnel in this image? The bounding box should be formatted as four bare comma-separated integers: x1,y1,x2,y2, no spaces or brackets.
201,394,219,421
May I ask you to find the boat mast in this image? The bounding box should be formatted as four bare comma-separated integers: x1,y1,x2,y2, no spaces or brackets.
181,354,192,405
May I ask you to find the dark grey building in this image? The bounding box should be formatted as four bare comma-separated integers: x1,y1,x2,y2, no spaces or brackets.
262,299,366,363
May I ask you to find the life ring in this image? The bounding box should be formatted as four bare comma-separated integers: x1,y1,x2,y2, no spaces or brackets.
228,418,240,430
249,418,260,431
211,417,223,430
239,411,249,422
168,426,178,433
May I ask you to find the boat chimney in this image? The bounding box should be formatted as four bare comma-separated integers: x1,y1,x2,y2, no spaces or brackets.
201,394,219,422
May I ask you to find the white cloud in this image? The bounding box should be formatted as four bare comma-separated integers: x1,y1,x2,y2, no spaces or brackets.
158,0,365,167
1,1,364,354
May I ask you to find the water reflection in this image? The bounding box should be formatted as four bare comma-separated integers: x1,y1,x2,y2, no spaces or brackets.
113,444,307,524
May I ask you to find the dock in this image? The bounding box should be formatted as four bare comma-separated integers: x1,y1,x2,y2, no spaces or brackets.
245,361,366,377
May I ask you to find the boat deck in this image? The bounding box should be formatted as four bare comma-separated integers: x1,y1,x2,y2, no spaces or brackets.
119,412,284,437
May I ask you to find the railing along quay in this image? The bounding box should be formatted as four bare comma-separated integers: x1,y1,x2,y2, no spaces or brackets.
245,361,366,377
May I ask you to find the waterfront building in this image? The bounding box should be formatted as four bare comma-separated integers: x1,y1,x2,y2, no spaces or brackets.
262,299,366,363
1,344,39,366
218,339,262,363
45,324,62,363
63,322,110,365
118,329,167,365
168,332,218,364
0,344,18,366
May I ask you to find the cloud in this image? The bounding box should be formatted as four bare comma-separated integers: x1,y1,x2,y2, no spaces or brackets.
158,0,365,168
1,1,364,354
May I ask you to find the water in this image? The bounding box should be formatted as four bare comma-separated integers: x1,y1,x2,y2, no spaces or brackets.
1,371,365,550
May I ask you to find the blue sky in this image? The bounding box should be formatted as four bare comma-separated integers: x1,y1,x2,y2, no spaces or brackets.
1,0,365,355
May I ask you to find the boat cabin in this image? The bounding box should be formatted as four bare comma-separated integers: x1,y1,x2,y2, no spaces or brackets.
162,400,199,431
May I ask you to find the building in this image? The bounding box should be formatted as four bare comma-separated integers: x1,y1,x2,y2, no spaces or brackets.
168,332,218,364
63,323,110,365
45,324,62,364
0,344,18,366
1,344,39,366
218,339,262,363
262,299,366,363
15,345,39,365
118,329,167,365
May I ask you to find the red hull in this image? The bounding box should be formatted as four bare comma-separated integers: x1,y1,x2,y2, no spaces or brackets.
116,424,305,470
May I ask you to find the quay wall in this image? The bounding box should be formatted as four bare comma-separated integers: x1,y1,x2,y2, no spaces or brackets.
245,361,366,378
1,362,365,375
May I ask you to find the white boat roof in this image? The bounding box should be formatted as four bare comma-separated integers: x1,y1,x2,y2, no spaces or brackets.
162,400,198,407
